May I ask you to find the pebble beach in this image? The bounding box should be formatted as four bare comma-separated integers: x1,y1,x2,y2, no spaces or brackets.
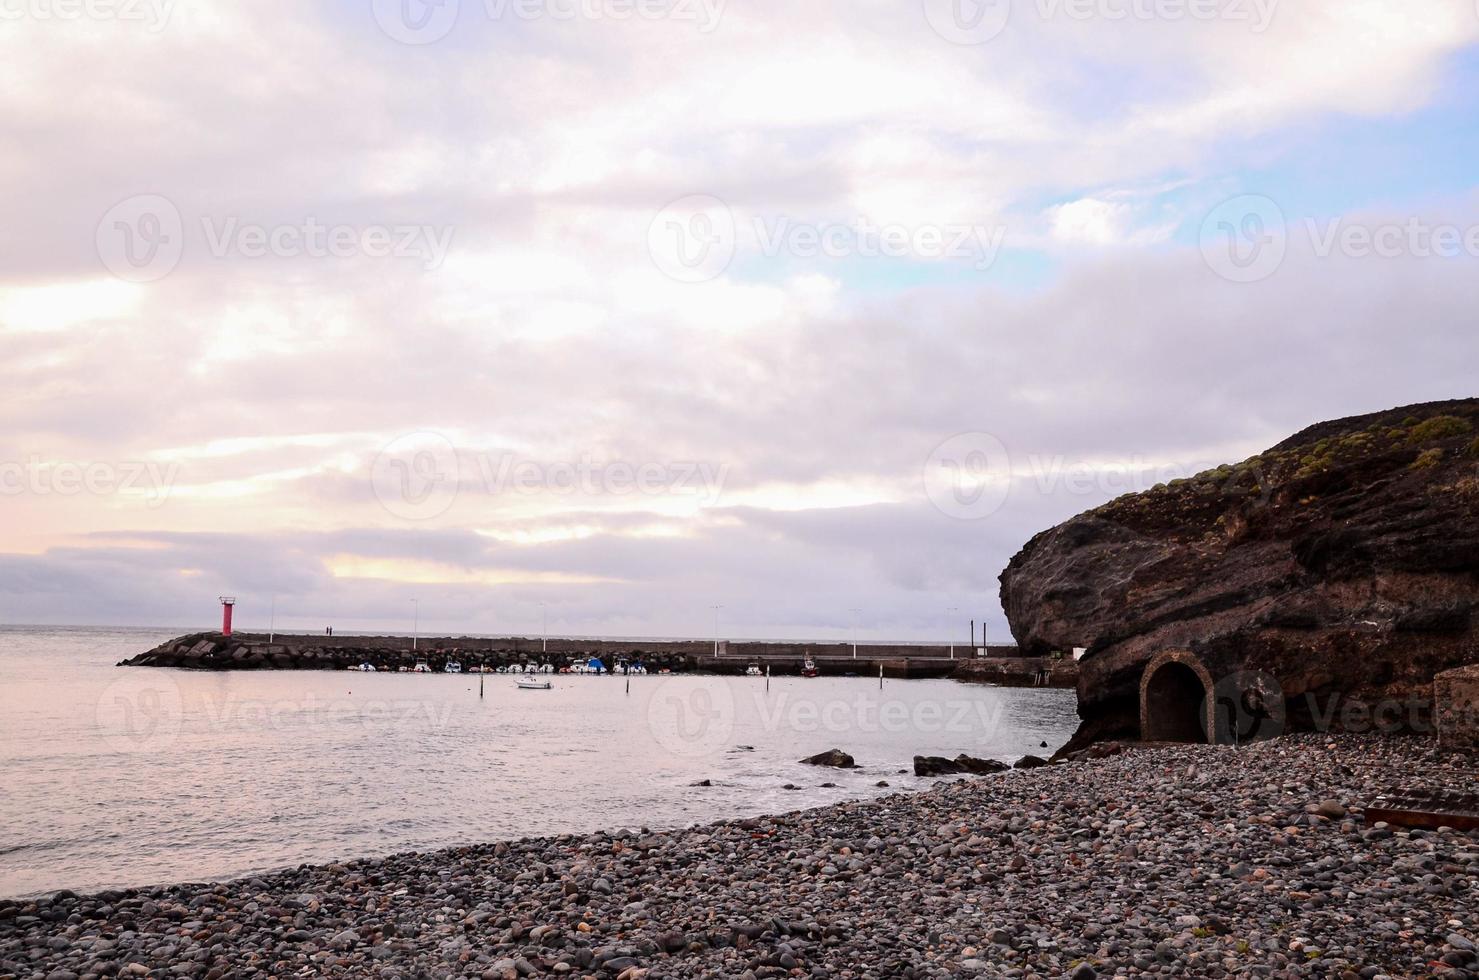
2,734,1475,980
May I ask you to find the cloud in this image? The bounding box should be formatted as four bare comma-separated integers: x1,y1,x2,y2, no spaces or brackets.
0,0,1476,636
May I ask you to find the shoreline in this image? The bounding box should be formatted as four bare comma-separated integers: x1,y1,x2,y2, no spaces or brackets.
3,734,1475,979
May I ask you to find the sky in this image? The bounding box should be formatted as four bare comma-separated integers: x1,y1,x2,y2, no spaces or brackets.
1,0,1477,642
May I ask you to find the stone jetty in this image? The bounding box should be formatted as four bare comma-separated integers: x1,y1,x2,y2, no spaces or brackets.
3,734,1475,978
118,634,1051,684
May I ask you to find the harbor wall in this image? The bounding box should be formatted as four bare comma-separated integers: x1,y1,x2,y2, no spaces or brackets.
117,633,1047,681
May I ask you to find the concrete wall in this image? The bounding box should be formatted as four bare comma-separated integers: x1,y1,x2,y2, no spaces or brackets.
1435,664,1479,752
224,633,1020,660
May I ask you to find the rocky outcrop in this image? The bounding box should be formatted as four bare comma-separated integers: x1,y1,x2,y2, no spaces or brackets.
912,755,1010,777
798,749,857,769
1001,399,1479,755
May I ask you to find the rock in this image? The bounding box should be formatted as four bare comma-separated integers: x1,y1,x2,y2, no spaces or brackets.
1314,799,1347,819
799,749,857,769
1000,399,1479,754
914,756,960,777
1013,754,1049,770
913,754,1008,777
954,754,1010,774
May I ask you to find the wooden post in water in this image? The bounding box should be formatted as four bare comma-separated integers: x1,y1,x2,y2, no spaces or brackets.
766,664,770,692
879,663,884,689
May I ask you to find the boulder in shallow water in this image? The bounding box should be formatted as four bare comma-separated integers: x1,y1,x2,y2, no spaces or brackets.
798,749,857,768
913,754,1009,777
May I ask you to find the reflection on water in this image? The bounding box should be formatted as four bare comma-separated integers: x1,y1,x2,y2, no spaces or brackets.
0,626,1078,897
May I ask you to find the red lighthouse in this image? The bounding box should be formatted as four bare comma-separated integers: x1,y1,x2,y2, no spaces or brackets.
219,596,236,637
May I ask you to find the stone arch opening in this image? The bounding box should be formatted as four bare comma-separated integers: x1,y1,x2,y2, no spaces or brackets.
1140,653,1214,743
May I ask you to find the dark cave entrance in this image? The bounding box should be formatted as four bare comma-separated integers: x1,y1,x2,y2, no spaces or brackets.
1141,661,1210,743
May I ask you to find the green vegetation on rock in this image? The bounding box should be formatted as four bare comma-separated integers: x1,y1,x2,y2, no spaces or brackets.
1410,448,1444,470
1406,415,1472,445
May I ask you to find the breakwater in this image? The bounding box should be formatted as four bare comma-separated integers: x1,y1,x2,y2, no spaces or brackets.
117,633,1044,680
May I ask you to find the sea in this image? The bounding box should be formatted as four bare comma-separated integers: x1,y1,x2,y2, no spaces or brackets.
0,625,1078,898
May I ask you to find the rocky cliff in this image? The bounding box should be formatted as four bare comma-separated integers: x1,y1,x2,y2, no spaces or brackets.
1001,399,1479,755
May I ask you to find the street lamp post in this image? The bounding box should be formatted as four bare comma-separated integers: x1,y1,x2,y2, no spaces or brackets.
411,598,420,651
269,595,276,644
947,606,959,659
850,608,861,659
710,605,723,656
540,602,547,655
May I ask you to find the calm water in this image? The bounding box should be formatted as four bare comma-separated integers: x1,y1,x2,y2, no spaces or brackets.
0,626,1078,898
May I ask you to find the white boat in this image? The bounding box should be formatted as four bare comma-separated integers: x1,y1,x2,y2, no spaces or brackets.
413,660,431,673
444,660,462,673
515,675,552,690
745,664,762,676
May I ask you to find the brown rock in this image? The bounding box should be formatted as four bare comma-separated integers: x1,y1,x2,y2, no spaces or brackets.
1001,399,1479,755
